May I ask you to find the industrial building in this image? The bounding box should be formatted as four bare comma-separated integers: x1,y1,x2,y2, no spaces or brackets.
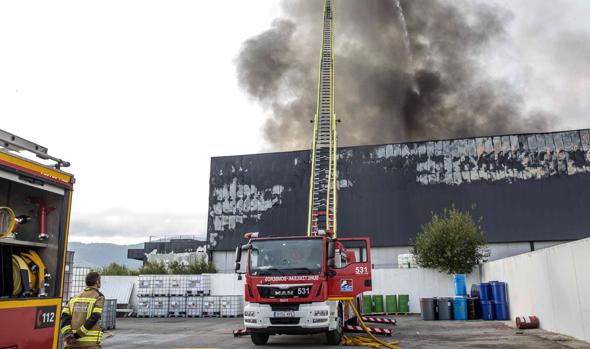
206,129,590,272
128,235,207,266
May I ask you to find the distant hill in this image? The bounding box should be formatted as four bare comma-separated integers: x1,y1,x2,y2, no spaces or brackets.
68,242,143,269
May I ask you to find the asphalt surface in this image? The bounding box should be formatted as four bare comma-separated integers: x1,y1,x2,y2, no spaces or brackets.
103,315,590,349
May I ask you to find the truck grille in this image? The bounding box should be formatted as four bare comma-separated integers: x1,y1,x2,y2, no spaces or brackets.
270,317,300,325
257,285,312,299
270,304,299,312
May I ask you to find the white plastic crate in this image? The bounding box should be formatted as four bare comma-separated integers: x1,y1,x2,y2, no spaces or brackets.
168,296,186,317
100,299,117,329
137,299,151,317
137,276,152,296
151,297,169,317
186,275,211,295
152,277,167,296
186,296,203,317
202,296,220,316
220,296,243,317
169,276,186,296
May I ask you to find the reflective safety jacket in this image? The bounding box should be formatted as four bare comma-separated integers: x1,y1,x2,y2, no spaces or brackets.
61,287,105,347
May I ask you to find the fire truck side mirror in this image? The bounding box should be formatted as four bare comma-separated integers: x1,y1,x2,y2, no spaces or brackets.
328,240,336,259
234,246,242,263
234,261,241,272
326,240,336,276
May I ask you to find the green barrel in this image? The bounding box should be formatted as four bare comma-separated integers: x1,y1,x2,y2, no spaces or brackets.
362,295,373,314
398,294,410,313
372,295,384,314
386,295,398,314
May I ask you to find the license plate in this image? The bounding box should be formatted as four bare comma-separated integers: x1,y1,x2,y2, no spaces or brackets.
273,311,295,317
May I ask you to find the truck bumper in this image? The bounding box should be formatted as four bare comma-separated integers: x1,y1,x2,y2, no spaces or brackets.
244,301,337,333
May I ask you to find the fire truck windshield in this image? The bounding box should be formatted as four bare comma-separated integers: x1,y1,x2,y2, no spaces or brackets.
249,238,324,276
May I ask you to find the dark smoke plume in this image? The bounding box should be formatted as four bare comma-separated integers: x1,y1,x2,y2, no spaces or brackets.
236,0,551,150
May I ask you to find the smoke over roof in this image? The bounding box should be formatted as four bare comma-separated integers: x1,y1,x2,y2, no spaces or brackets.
235,0,551,150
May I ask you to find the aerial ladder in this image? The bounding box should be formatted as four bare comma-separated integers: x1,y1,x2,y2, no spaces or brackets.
308,0,338,238
234,1,400,347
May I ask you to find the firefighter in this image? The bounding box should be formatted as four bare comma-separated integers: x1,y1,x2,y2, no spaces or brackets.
60,272,105,348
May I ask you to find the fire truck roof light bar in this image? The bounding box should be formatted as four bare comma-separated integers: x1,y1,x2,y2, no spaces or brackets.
244,232,259,239
0,129,70,169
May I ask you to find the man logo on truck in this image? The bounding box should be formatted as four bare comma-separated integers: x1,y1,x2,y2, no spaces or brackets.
340,279,353,292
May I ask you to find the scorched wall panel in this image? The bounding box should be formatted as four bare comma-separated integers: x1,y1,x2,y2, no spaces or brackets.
208,129,590,251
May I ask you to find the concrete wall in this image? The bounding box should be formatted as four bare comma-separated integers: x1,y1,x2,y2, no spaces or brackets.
207,273,244,296
203,269,480,314
368,268,480,313
481,238,590,343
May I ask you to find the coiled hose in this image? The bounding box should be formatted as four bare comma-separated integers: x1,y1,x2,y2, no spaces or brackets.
342,300,403,349
0,207,16,240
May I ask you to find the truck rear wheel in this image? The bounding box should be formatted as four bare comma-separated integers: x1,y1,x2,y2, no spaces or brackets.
251,333,270,345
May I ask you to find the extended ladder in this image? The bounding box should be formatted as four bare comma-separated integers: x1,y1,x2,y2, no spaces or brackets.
308,0,337,237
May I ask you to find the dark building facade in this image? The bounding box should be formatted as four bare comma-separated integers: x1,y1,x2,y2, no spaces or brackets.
207,129,590,270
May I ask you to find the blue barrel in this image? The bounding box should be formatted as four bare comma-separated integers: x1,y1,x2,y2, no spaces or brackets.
481,300,494,320
453,274,467,296
494,302,509,320
478,283,492,300
490,282,507,303
452,297,468,320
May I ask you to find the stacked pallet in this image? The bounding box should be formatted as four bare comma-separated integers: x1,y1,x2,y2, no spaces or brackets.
135,275,243,318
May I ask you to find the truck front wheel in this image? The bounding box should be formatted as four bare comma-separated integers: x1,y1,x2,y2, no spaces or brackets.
251,333,270,345
326,308,343,345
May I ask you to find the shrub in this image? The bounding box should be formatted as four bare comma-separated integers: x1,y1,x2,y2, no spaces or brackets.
410,207,486,275
138,261,168,275
100,262,139,276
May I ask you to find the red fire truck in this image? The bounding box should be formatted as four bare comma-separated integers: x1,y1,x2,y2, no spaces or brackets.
0,129,74,349
236,234,372,345
235,0,375,345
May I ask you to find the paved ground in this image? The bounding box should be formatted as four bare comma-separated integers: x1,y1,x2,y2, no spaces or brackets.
103,315,590,349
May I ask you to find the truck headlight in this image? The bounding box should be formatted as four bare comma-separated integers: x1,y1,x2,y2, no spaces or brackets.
244,311,256,317
314,310,329,317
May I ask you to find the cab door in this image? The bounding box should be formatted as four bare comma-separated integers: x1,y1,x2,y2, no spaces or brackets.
326,237,372,298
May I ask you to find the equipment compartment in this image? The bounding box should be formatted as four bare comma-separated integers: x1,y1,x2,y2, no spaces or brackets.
0,175,68,299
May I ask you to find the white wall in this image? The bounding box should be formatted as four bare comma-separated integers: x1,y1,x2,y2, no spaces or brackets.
207,273,245,296
369,268,480,313
205,269,474,313
481,238,590,343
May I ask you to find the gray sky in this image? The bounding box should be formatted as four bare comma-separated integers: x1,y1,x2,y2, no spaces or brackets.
1,0,589,244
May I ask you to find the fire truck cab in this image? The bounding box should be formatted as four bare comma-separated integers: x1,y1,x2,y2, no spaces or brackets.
235,234,372,345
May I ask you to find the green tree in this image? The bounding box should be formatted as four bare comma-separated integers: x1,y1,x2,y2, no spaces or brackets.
410,207,486,275
168,261,189,274
187,256,217,274
138,261,168,275
100,262,139,276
